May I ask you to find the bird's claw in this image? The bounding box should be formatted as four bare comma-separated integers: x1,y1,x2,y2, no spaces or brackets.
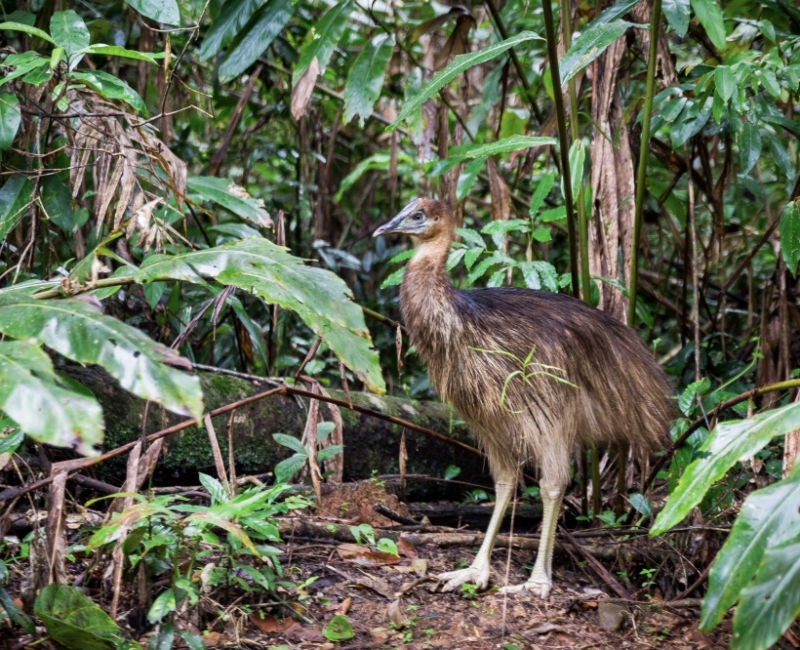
498,576,552,599
438,566,490,592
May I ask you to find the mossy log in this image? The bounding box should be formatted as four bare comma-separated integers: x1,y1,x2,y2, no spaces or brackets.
62,365,491,499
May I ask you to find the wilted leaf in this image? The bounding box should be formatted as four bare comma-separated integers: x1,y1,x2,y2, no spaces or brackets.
343,33,395,125
336,543,402,565
291,56,320,120
0,340,103,455
249,612,295,633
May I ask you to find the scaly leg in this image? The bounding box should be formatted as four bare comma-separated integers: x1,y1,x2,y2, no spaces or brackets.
499,478,565,599
438,468,516,591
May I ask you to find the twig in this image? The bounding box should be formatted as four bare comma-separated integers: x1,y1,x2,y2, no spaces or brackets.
559,525,633,600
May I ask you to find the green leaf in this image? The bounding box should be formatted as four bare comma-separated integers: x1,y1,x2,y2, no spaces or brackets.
274,454,306,484
662,0,690,35
0,175,31,241
456,157,486,201
147,589,177,624
678,377,710,415
453,135,557,159
380,266,405,288
343,33,395,125
0,340,103,455
629,492,652,516
780,201,800,277
336,152,391,201
690,0,726,51
317,445,343,462
82,44,159,64
701,462,800,631
50,11,89,57
0,52,50,89
68,70,145,113
198,0,263,60
0,586,35,634
0,21,56,44
0,93,20,152
218,0,294,82
389,31,543,130
519,261,558,292
187,176,272,226
198,472,229,504
0,296,203,421
444,464,461,480
293,0,353,84
714,65,735,101
41,175,76,234
125,0,180,26
738,122,761,173
322,615,355,642
273,433,306,455
35,584,131,650
568,140,585,202
560,21,636,86
650,400,800,535
731,537,800,650
529,173,555,218
136,239,385,393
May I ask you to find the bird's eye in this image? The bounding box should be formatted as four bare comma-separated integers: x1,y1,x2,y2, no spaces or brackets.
412,212,424,221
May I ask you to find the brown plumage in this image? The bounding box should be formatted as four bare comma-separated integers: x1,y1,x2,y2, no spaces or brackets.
374,198,674,598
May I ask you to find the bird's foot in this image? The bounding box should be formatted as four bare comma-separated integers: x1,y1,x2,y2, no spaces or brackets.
438,565,490,592
498,576,552,599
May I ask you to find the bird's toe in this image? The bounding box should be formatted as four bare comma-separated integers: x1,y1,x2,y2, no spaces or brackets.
498,578,552,599
438,566,490,592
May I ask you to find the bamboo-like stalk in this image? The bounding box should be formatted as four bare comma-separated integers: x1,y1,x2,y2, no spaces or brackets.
627,0,663,327
541,0,581,299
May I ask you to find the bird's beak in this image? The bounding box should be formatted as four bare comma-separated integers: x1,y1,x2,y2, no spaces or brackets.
373,199,420,237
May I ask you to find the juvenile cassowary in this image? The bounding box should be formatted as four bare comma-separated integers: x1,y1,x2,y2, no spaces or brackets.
374,198,673,598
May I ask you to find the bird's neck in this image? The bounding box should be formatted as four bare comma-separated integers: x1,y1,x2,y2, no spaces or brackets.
399,236,460,350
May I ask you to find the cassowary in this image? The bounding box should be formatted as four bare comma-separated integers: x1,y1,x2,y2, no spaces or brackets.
374,198,673,598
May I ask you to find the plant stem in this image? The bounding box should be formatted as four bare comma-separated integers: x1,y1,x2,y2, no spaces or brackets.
627,0,662,327
541,0,580,299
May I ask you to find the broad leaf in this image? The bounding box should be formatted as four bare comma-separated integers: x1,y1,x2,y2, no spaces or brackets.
35,584,131,650
0,296,203,421
450,135,556,158
187,176,272,227
738,121,761,173
0,93,20,151
50,10,89,56
390,31,543,130
218,0,294,82
560,21,637,86
293,0,353,84
651,400,800,535
198,0,263,61
780,201,800,277
714,65,735,101
125,0,180,26
0,51,50,89
343,33,395,125
731,538,800,650
691,0,726,51
68,70,145,113
0,21,56,44
663,0,690,35
134,238,386,393
701,462,800,630
0,340,103,455
81,45,160,64
568,139,585,202
0,175,31,241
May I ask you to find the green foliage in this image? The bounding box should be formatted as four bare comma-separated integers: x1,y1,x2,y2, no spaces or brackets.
781,201,800,277
343,33,395,125
293,1,353,84
322,615,355,642
560,21,637,86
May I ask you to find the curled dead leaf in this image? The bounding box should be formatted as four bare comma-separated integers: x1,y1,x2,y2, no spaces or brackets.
336,543,401,566
387,598,405,628
291,56,320,121
249,612,295,633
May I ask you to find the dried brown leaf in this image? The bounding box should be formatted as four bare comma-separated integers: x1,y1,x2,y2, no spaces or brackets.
292,56,320,120
397,535,417,559
387,598,405,628
336,543,402,566
249,613,295,633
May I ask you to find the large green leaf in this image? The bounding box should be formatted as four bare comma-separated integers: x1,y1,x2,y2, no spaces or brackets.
80,44,160,64
560,20,637,86
124,0,180,26
0,174,31,241
701,462,800,630
732,538,800,650
449,135,557,158
780,200,800,277
690,0,726,50
651,401,800,535
0,21,56,44
35,584,133,650
293,0,353,84
0,93,20,151
343,33,395,125
68,70,145,113
663,0,690,35
50,10,89,56
187,176,272,226
0,51,50,89
134,238,385,393
198,0,264,61
0,296,203,421
389,31,543,130
0,340,103,455
738,121,761,173
714,64,735,101
218,0,294,82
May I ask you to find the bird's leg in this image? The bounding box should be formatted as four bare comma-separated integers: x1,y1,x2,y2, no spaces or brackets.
438,470,516,592
499,478,565,599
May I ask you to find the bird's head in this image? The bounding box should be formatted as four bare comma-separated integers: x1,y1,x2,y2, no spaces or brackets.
373,198,453,243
